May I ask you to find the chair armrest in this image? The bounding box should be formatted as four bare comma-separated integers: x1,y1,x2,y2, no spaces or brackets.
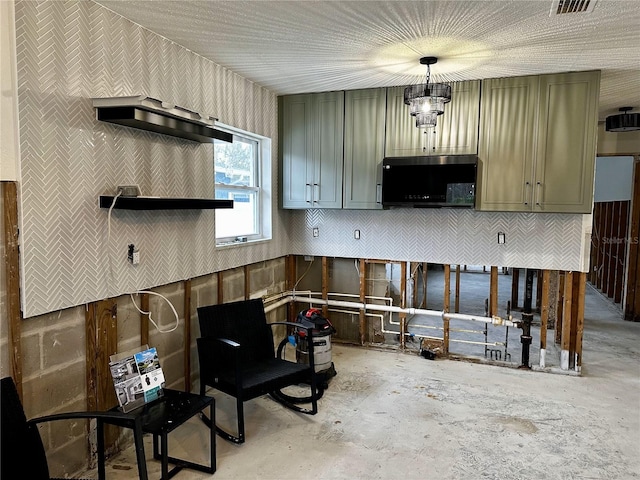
197,336,244,388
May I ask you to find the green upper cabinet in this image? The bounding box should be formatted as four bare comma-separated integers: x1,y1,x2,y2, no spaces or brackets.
343,88,387,209
477,75,540,211
280,91,344,209
477,71,600,213
384,80,480,157
533,71,599,213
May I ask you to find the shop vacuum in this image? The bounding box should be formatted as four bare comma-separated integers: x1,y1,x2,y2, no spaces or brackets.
278,308,337,392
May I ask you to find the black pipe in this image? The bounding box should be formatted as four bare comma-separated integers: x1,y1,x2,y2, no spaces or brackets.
519,269,535,369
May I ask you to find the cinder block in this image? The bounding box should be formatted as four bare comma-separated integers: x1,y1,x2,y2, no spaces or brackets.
43,325,85,370
22,362,86,418
21,332,42,377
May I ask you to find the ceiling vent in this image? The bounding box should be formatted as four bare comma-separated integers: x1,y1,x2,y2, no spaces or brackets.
606,107,640,133
550,0,597,15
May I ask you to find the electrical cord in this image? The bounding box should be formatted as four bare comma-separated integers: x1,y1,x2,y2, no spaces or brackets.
107,191,123,283
106,189,179,335
130,291,179,333
293,257,314,294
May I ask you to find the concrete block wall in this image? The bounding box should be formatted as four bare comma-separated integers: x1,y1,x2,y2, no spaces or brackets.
0,255,287,477
19,305,88,476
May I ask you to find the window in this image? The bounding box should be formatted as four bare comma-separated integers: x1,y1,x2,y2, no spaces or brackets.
214,127,271,244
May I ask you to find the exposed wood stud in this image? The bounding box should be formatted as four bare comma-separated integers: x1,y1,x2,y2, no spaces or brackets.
540,270,550,352
85,303,98,412
217,271,223,304
400,261,407,349
602,203,612,292
140,293,149,347
286,256,296,322
569,271,581,368
589,203,599,284
490,266,498,316
359,258,366,346
455,265,461,313
422,262,428,308
607,202,619,297
595,202,606,289
625,160,640,320
322,257,329,318
511,268,520,310
86,299,118,445
443,264,451,355
561,272,573,369
615,201,630,304
574,272,586,371
556,272,565,345
3,181,22,398
411,262,419,308
536,269,543,312
184,279,192,392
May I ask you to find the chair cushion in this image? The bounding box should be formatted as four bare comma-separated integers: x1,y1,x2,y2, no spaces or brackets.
215,358,312,400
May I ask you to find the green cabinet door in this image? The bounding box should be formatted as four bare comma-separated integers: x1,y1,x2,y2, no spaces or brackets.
477,75,540,211
477,71,599,213
314,91,344,208
280,91,344,209
533,71,599,213
343,88,387,209
281,94,314,208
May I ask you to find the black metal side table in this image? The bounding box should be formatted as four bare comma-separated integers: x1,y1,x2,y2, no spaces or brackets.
103,388,215,480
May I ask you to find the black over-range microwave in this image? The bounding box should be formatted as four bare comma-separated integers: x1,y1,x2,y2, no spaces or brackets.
381,155,478,208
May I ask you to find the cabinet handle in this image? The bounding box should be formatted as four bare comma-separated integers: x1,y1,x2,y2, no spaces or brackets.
305,184,312,203
376,184,382,204
313,183,319,203
524,181,531,206
535,181,542,206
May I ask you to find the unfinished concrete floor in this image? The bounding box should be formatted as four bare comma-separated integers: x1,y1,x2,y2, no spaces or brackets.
87,283,640,479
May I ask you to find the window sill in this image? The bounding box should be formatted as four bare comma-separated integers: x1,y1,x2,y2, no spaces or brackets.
215,237,271,249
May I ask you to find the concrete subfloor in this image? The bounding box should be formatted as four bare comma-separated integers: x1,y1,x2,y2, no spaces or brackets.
87,283,640,480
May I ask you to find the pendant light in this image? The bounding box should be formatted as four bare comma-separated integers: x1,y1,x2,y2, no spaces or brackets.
605,107,640,132
404,57,452,128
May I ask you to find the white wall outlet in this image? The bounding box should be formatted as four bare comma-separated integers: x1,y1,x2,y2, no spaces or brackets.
312,227,319,238
354,229,360,239
498,232,506,244
128,244,140,264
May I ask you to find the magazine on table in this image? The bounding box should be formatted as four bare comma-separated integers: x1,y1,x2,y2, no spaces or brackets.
109,345,166,412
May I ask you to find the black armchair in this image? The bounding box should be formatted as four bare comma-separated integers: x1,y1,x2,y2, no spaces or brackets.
197,298,319,444
0,376,138,480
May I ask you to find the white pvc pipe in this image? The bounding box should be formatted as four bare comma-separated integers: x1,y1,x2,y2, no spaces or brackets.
290,294,518,328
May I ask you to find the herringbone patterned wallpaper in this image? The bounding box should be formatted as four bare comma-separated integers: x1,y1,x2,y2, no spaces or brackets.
15,0,283,317
288,209,589,272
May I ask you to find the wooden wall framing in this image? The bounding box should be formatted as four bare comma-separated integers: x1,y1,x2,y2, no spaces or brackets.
625,159,640,321
590,201,630,304
2,181,22,397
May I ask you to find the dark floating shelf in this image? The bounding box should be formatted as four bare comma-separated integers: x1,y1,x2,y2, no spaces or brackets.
99,196,233,210
96,106,233,143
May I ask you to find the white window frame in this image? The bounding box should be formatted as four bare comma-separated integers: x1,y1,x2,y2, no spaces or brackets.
214,124,272,246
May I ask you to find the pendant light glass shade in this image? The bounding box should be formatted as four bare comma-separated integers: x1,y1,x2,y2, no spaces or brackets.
404,57,451,128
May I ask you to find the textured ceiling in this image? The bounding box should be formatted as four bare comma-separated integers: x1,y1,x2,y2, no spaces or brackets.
95,0,640,121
